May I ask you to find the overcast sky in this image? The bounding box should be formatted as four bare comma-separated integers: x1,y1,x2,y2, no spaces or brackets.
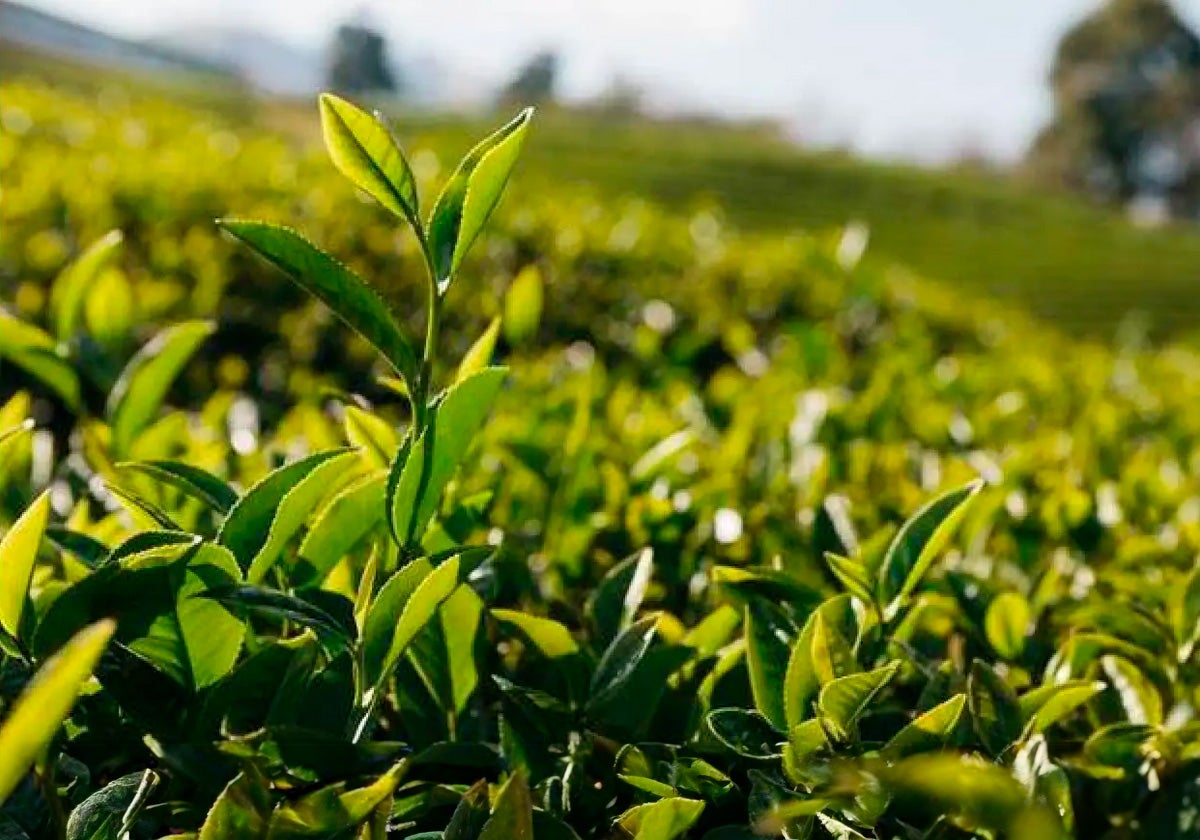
21,0,1200,162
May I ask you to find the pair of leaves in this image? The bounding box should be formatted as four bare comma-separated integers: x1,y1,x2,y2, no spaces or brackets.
200,760,407,839
361,547,489,699
783,595,858,733
321,93,532,289
217,448,357,576
224,97,532,390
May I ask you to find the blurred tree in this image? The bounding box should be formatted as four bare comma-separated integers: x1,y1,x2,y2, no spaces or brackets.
590,75,645,118
500,51,558,105
327,20,398,96
1026,0,1200,218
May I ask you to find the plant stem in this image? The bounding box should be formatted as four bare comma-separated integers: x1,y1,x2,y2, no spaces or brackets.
412,226,440,433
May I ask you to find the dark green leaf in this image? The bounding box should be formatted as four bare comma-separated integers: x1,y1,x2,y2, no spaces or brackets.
588,614,658,712
968,659,1024,756
219,221,418,382
706,708,783,759
115,459,238,514
478,771,533,840
745,602,795,731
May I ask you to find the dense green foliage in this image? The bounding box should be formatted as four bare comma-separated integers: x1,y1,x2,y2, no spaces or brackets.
7,78,1200,840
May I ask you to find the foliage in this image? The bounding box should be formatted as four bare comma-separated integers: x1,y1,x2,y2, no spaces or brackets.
6,80,1200,840
15,78,1200,339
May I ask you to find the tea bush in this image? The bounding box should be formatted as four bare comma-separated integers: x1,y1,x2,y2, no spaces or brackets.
5,83,1200,839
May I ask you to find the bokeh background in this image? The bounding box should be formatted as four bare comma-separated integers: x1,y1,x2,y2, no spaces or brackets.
7,0,1200,340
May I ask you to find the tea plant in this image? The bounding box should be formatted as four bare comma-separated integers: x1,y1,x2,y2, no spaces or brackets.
3,88,1200,840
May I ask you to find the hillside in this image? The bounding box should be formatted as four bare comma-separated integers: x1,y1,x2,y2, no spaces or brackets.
6,40,1200,340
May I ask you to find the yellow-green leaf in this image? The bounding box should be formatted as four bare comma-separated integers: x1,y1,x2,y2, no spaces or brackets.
320,93,419,226
503,265,543,345
456,316,501,384
0,620,114,805
0,491,50,638
985,591,1032,660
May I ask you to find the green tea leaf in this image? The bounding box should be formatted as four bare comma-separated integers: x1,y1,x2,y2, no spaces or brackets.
52,229,123,341
883,693,967,759
198,771,271,840
1013,735,1074,834
878,479,982,621
243,450,360,584
824,551,873,605
319,93,419,228
1019,679,1105,733
427,108,533,288
377,554,467,685
879,754,1034,836
478,771,533,840
492,609,579,658
218,449,354,570
66,770,157,840
783,595,856,732
219,221,418,383
745,602,795,731
0,310,81,410
503,264,543,345
616,797,705,840
388,367,506,547
361,557,432,687
456,316,501,385
295,470,386,586
817,661,899,739
985,591,1032,660
707,708,784,759
968,659,1023,756
201,583,350,652
436,585,485,717
268,760,407,837
343,405,399,470
36,540,243,689
106,320,215,456
115,459,238,514
0,620,114,805
589,614,659,712
0,491,49,639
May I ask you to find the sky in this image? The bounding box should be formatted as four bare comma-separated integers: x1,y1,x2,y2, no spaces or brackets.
21,0,1200,163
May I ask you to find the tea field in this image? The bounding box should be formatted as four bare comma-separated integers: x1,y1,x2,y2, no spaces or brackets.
4,77,1200,839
